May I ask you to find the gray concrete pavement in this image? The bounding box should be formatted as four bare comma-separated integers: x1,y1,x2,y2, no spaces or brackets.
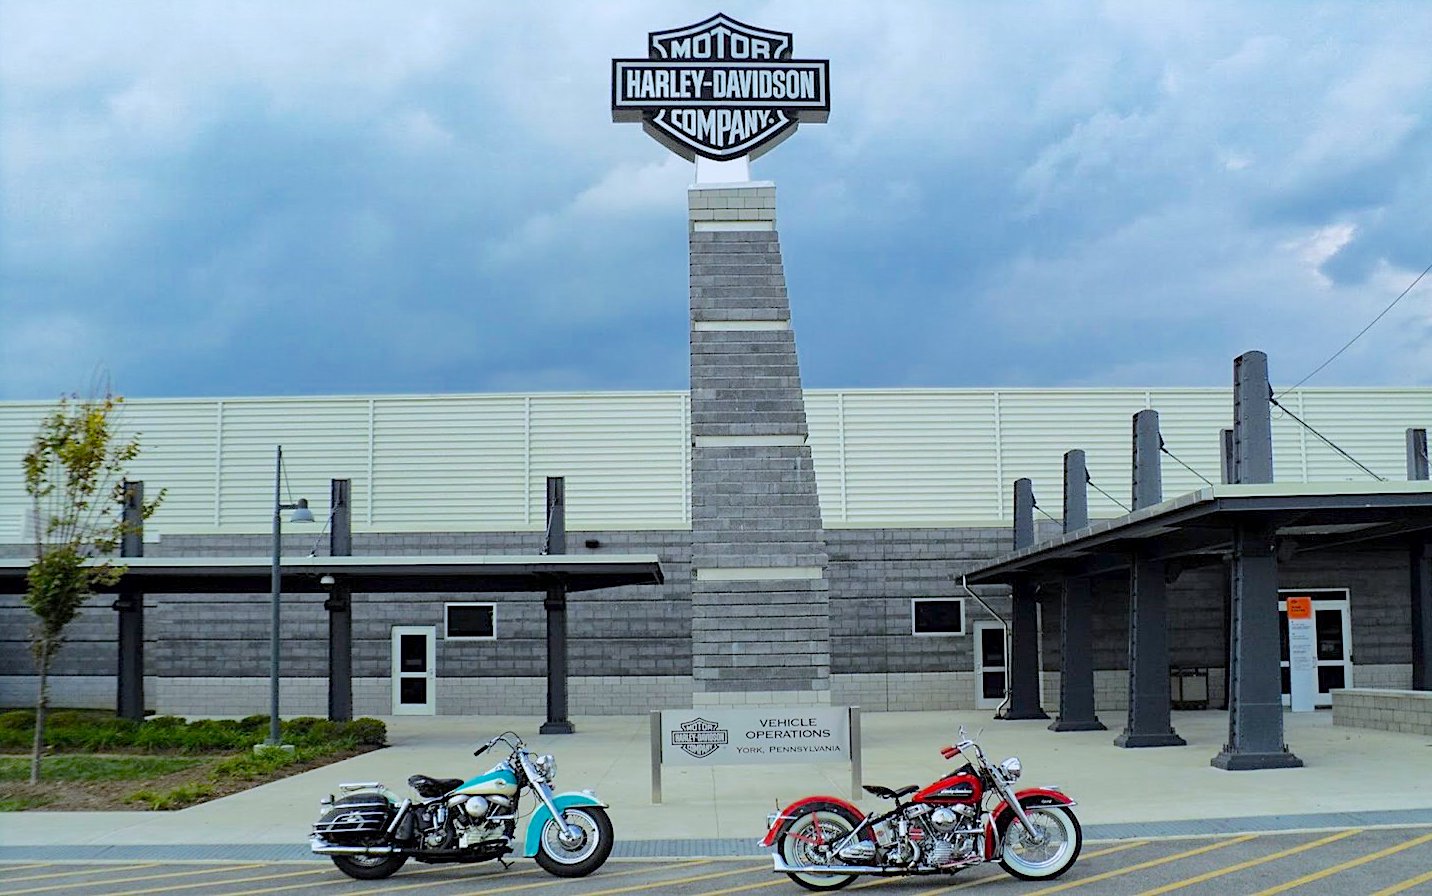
2,709,1430,860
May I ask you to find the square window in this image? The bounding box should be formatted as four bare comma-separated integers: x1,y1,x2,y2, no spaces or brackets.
445,603,496,640
912,598,964,636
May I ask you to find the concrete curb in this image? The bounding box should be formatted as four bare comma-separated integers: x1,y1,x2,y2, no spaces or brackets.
3,808,1430,862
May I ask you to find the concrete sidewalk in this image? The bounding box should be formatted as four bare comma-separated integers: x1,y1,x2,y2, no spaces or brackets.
2,710,1430,860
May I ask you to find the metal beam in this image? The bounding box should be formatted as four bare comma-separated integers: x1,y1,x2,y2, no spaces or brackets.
1214,351,1300,769
1116,410,1184,748
1006,478,1048,720
1411,429,1430,691
326,479,353,722
540,477,575,734
1213,518,1302,768
1052,450,1103,731
115,481,145,721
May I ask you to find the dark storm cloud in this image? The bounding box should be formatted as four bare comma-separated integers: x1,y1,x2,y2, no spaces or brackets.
2,1,1430,399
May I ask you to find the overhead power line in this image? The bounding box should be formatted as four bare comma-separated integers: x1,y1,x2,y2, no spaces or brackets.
1277,259,1432,397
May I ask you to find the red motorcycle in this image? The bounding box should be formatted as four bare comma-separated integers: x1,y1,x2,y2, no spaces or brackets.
761,727,1081,890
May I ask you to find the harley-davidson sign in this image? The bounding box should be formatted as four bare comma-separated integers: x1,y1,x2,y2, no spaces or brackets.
612,13,830,161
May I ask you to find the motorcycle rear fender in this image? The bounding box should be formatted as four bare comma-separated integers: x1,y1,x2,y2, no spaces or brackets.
520,791,609,857
759,795,865,848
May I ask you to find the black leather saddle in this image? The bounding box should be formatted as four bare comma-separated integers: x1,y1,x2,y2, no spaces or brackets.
408,774,465,798
864,784,919,800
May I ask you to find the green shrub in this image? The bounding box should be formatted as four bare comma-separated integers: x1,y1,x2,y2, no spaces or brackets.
127,781,216,810
345,718,388,747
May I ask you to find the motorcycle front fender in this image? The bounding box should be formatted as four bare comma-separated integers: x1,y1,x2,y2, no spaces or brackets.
992,788,1077,832
520,791,609,858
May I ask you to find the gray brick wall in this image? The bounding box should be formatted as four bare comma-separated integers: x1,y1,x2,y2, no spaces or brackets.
687,183,832,699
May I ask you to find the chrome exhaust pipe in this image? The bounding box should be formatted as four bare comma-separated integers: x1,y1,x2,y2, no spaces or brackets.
771,854,891,875
310,837,400,856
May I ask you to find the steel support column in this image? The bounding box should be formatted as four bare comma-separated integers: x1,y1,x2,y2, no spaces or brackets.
1005,478,1048,720
1213,519,1303,768
1214,350,1301,769
1052,450,1104,731
1409,429,1431,691
540,477,574,734
325,479,353,722
115,481,145,721
1116,410,1184,747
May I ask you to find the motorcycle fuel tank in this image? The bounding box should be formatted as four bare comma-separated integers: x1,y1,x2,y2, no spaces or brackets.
912,770,982,806
456,764,518,797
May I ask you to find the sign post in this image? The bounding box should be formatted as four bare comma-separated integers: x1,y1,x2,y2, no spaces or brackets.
1286,596,1317,712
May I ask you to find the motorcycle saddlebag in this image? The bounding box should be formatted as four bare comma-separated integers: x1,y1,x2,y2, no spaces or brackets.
313,793,393,842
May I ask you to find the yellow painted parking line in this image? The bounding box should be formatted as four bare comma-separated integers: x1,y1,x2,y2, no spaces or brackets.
5,862,165,883
5,862,266,894
1370,866,1432,895
103,867,325,896
1133,828,1361,895
907,839,1154,894
1251,831,1432,896
229,857,709,896
1019,834,1257,895
446,863,763,896
207,861,529,895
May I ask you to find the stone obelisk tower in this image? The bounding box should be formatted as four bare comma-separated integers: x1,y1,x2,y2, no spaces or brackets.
611,12,834,707
687,180,832,707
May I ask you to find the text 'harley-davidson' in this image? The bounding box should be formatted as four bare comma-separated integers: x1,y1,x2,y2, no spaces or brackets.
310,731,613,881
762,727,1081,890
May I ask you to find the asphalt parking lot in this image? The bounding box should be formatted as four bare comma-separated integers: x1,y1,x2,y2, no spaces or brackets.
3,826,1429,896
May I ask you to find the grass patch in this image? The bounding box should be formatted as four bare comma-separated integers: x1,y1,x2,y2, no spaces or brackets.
0,712,386,812
0,755,203,783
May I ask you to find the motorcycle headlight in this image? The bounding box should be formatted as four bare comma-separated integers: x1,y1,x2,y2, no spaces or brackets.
999,757,1022,782
534,754,556,782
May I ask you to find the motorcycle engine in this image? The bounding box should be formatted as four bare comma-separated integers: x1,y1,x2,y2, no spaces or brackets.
921,806,978,868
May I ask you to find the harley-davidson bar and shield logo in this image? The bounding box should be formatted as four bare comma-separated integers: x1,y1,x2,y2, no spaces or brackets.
670,717,729,758
612,13,830,161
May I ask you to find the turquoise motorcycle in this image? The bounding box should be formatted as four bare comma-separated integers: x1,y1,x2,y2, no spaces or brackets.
310,731,613,880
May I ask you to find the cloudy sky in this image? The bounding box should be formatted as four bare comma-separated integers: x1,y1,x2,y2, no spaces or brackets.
2,0,1430,401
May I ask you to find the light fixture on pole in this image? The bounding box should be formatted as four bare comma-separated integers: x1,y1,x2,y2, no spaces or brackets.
269,444,315,747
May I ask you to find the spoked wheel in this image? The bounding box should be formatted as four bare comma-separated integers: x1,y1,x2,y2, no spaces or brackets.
776,804,865,891
999,806,1082,881
330,851,408,880
534,806,614,878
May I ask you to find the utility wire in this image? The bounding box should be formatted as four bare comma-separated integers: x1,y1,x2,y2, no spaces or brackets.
1031,498,1062,526
1277,259,1432,398
1269,395,1386,481
1159,437,1216,488
1085,472,1130,513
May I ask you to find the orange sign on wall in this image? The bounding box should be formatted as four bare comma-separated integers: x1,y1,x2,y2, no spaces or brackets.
1286,596,1313,620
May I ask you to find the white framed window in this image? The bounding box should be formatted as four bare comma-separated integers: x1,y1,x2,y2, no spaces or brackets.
445,602,496,640
911,598,965,636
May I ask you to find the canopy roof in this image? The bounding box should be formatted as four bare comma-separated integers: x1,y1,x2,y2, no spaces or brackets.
963,482,1432,586
0,554,664,595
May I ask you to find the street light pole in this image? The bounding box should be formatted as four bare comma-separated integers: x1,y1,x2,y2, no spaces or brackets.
269,445,313,747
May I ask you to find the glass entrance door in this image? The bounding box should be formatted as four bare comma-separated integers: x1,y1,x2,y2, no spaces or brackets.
391,626,436,715
974,622,1008,710
1278,590,1352,709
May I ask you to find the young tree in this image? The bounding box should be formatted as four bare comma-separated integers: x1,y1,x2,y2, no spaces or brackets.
22,394,162,783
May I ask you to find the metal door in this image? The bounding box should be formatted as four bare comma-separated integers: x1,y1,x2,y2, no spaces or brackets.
391,626,437,715
974,622,1008,710
1278,593,1353,709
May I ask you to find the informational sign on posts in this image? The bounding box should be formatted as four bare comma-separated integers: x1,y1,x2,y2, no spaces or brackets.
1286,596,1317,712
649,707,860,803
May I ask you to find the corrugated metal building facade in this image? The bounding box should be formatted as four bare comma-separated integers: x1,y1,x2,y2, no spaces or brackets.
1,386,1427,715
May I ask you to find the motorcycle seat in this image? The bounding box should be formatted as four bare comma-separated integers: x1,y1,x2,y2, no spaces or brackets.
408,774,465,798
864,784,919,800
